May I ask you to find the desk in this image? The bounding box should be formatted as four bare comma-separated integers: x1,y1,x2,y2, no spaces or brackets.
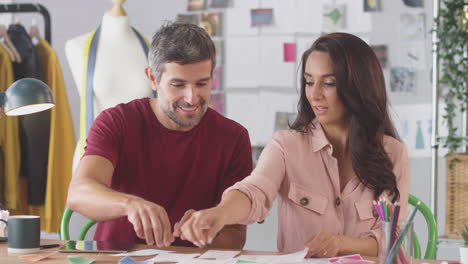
0,239,446,264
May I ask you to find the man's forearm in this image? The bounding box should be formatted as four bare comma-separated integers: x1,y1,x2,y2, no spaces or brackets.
209,224,246,249
67,178,135,221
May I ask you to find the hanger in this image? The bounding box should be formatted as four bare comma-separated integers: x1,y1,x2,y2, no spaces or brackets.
0,24,21,63
29,5,42,43
109,0,127,17
0,41,15,62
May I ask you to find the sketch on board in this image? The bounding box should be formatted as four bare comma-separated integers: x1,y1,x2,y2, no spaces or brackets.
200,12,222,37
210,92,225,115
212,66,222,91
188,0,206,11
322,4,346,31
391,104,448,157
402,0,424,8
250,8,274,27
399,13,426,40
390,67,416,94
210,0,230,8
283,43,296,63
176,14,200,25
274,112,296,131
364,0,381,12
371,45,388,68
399,42,426,70
213,39,223,66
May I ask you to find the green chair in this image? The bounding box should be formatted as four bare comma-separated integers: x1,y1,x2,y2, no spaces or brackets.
408,194,438,259
60,208,97,240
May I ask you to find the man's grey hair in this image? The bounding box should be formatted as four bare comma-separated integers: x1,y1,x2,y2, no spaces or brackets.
148,22,216,82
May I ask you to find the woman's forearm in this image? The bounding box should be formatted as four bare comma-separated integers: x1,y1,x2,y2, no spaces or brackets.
218,190,253,225
338,236,378,256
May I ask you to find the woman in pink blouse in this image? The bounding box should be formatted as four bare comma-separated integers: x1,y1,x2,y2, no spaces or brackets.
177,33,409,257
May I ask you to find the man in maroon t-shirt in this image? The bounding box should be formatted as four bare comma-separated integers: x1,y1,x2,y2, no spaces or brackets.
67,22,252,249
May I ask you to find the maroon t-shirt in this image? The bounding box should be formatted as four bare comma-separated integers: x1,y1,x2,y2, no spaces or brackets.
83,98,252,246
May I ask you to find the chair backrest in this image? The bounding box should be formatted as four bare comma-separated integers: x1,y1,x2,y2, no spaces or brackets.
60,207,97,240
408,194,438,259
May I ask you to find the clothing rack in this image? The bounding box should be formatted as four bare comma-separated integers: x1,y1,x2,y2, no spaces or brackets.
0,3,51,44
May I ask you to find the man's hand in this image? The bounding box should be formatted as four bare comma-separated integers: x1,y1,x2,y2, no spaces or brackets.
304,231,342,258
126,197,174,247
173,209,195,239
179,206,227,247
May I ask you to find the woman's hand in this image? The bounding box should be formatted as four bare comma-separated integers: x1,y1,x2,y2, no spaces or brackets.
304,231,342,258
179,206,228,247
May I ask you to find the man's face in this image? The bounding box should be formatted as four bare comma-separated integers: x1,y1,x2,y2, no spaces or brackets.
146,60,212,131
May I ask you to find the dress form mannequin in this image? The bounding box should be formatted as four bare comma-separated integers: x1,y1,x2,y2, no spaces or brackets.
66,0,152,170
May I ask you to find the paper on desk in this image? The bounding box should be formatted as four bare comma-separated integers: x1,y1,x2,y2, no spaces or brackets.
118,256,153,264
0,210,9,237
112,248,175,257
238,248,307,263
18,251,58,262
179,258,240,264
199,250,241,260
67,255,95,264
329,254,374,264
152,252,200,262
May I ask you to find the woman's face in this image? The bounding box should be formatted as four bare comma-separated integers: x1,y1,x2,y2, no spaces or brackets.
304,51,347,127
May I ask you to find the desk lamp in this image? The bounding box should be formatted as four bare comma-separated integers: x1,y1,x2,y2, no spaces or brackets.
0,78,54,116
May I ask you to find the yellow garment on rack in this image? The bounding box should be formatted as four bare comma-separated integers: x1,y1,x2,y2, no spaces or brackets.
0,45,21,211
26,40,75,232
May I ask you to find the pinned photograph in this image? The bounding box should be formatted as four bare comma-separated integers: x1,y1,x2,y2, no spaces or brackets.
210,92,225,115
250,8,274,27
399,42,426,70
364,0,381,12
274,112,296,131
213,39,223,66
283,43,296,63
322,4,346,31
176,14,200,25
402,0,423,8
200,12,222,37
188,0,206,11
371,45,388,68
212,66,222,91
210,0,230,8
400,13,426,40
390,67,417,94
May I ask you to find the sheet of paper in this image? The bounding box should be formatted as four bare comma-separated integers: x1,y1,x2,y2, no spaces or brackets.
283,43,296,63
179,258,239,264
67,255,95,264
199,250,241,260
112,249,175,257
259,35,296,88
224,0,260,36
18,251,58,262
225,36,260,88
238,248,307,263
118,256,153,264
151,253,200,262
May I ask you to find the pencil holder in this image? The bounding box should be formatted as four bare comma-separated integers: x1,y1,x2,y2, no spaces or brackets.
379,221,414,264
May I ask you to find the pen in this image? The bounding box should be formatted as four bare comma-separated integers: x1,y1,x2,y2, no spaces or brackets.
40,244,61,249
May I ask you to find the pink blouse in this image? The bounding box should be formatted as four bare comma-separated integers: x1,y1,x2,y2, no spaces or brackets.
225,119,409,253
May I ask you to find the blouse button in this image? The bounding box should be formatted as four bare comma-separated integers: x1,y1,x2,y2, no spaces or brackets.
300,197,309,206
335,197,341,206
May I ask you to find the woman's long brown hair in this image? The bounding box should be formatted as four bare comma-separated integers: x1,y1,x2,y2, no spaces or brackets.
290,33,400,201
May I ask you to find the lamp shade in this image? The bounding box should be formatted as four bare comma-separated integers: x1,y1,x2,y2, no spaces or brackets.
1,78,55,116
